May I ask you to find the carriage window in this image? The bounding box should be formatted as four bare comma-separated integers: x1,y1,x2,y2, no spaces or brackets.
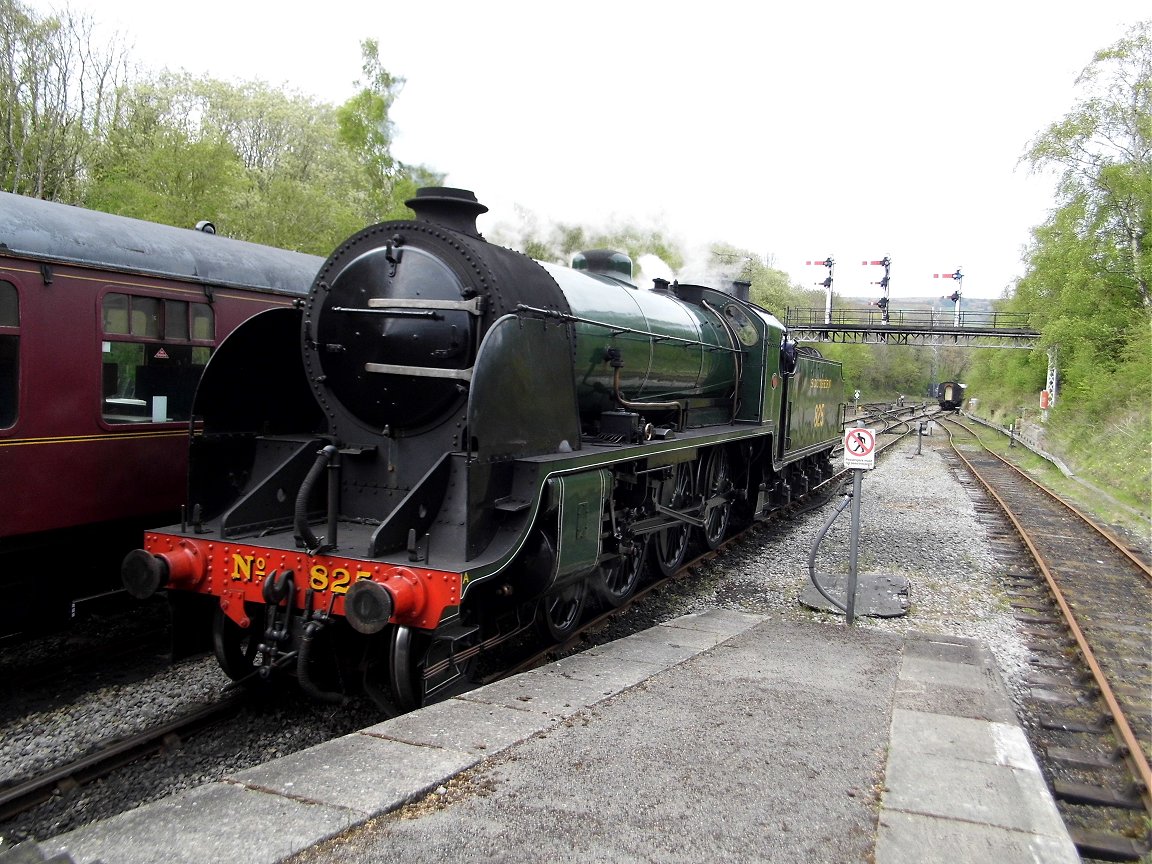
101,292,214,425
102,341,211,424
191,303,214,340
0,282,17,326
0,280,18,428
131,296,161,337
103,293,130,334
165,300,189,340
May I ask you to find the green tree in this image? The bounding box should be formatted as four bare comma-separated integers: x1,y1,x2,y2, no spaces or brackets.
1025,19,1151,308
81,61,440,253
708,244,794,316
967,20,1152,507
335,38,433,222
0,0,129,200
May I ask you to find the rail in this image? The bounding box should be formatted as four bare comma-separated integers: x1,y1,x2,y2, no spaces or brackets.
0,694,248,823
938,415,1151,820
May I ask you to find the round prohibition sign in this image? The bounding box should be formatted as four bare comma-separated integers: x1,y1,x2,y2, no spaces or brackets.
845,428,876,456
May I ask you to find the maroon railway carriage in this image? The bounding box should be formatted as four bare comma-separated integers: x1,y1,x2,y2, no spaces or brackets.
0,191,323,636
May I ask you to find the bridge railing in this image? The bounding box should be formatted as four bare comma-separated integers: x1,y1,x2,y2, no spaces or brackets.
784,307,1034,331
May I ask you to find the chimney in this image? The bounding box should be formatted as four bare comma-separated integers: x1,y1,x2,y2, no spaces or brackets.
404,187,488,238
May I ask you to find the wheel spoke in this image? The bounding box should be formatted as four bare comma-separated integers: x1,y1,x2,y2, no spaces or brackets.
597,535,648,606
701,447,733,549
655,461,693,576
536,579,587,641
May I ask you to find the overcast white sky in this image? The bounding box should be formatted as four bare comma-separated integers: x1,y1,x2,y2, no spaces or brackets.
31,0,1150,299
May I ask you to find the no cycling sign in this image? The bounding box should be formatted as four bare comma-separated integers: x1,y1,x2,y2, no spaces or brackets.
843,427,876,469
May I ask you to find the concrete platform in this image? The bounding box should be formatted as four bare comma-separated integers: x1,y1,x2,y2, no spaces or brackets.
41,610,1078,864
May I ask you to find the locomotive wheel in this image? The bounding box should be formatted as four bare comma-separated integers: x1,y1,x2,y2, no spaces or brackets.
388,625,478,713
654,461,693,577
535,579,587,642
389,625,433,712
700,447,733,549
595,536,648,607
212,605,265,683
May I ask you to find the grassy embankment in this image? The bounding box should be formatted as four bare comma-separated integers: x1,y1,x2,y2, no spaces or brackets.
967,392,1150,549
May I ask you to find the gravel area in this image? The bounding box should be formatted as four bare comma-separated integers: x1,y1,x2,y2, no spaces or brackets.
0,430,1028,849
0,657,230,787
0,669,381,845
581,432,1032,703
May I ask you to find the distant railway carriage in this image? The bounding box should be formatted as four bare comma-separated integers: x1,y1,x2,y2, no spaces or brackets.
122,188,845,711
937,381,966,412
0,192,323,636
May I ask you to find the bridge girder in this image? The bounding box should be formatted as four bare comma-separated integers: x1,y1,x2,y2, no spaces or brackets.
787,328,1039,349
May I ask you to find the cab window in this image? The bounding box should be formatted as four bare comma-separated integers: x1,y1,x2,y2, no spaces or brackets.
723,304,760,347
101,292,215,424
0,281,18,428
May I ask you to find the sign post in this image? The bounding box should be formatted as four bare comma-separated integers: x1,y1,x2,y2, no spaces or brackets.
842,424,876,624
803,424,909,621
843,426,876,470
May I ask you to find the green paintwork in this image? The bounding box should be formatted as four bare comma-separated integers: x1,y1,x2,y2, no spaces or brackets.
539,264,737,424
545,470,609,579
781,354,845,457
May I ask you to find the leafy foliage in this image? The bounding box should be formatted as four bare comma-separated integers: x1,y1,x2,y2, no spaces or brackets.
82,73,379,252
709,244,794,316
969,20,1152,508
1024,20,1151,308
0,4,441,252
0,0,129,199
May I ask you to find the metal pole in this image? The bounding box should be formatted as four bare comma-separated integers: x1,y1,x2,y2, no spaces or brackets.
821,257,835,326
1046,346,1059,414
846,468,862,625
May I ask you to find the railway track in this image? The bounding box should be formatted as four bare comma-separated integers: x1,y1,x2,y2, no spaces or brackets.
938,414,1151,862
0,694,248,825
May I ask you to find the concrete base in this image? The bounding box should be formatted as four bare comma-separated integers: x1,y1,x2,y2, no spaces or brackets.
800,571,912,617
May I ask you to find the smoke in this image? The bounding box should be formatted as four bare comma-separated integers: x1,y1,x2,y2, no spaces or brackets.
682,246,744,288
635,253,675,286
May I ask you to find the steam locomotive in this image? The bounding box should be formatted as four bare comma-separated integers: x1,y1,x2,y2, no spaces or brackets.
122,188,844,711
0,192,323,637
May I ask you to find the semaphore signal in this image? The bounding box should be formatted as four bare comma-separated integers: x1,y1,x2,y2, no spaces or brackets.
934,268,964,324
806,257,835,325
863,257,891,323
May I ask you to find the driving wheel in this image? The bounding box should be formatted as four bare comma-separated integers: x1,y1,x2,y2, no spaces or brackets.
700,447,733,549
536,579,587,641
654,461,693,577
